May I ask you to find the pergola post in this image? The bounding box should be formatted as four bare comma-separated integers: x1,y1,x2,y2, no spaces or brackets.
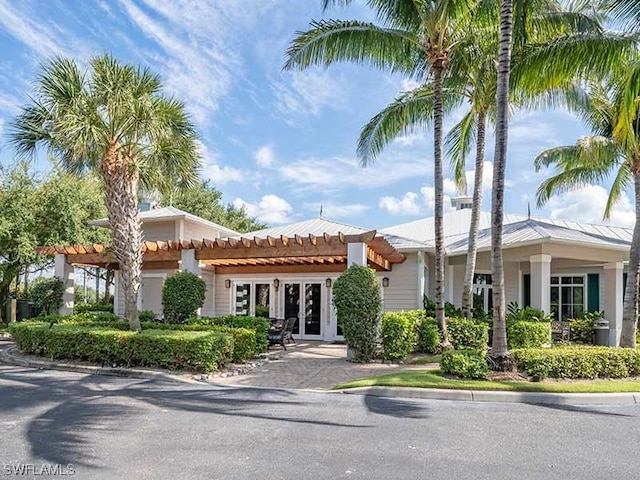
54,253,74,315
529,254,551,313
603,262,623,346
181,249,200,275
347,242,367,267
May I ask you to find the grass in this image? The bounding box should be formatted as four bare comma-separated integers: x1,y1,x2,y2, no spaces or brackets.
333,369,640,393
410,354,441,365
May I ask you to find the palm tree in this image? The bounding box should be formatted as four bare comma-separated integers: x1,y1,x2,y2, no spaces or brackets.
285,0,479,344
11,55,200,331
534,73,640,348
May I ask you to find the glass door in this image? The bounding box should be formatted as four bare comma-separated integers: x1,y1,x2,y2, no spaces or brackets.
283,283,301,334
303,283,322,337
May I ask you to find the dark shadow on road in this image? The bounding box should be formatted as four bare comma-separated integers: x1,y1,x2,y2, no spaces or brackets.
527,402,636,417
363,395,430,419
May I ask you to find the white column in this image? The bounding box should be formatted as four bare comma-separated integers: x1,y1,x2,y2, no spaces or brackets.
181,249,200,275
54,254,74,315
529,254,551,313
347,242,367,266
603,262,623,346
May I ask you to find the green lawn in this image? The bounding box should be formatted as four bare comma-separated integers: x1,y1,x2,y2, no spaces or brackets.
334,369,640,393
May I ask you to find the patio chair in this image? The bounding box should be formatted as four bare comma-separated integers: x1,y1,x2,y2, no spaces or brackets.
268,317,298,350
551,320,570,341
283,317,297,344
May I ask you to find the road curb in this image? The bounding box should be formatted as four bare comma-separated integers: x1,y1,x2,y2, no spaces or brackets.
0,345,204,385
336,386,640,405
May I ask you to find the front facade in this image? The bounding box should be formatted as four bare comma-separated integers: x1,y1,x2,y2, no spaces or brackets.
45,202,632,346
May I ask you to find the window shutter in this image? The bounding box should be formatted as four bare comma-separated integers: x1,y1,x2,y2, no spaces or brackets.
587,273,599,312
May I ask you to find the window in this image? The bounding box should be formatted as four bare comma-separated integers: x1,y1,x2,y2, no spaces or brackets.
234,283,251,316
550,276,584,320
234,282,272,317
472,273,493,313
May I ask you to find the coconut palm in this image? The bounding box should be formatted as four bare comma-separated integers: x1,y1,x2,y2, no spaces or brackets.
11,55,200,331
534,70,640,348
285,0,480,344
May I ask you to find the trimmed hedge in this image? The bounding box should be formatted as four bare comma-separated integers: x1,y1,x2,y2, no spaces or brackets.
416,319,439,354
440,349,488,379
447,318,489,350
9,322,233,372
507,321,551,349
45,312,127,330
194,316,270,354
74,303,114,314
512,346,640,379
381,312,416,360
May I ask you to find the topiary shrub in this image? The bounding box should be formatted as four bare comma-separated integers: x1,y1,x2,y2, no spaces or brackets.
30,277,65,315
447,317,489,350
332,265,382,363
440,349,489,379
162,271,206,323
507,321,551,349
416,317,439,354
381,312,416,360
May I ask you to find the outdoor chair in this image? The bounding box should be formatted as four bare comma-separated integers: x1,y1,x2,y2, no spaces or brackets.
551,320,570,341
268,317,298,350
283,317,297,344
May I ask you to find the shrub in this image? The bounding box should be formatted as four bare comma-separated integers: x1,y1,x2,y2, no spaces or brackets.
506,303,552,324
381,312,416,360
423,296,461,318
332,265,383,362
74,303,114,314
507,321,551,349
9,322,234,372
162,271,206,323
440,349,488,379
30,277,65,315
196,315,269,354
138,310,156,323
51,312,126,329
416,318,440,354
512,346,640,379
447,318,489,350
569,312,600,344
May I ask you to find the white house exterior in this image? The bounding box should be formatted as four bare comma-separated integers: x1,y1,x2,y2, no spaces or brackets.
48,202,632,346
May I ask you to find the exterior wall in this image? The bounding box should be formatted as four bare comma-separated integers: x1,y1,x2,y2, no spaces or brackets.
183,221,222,241
114,269,178,318
201,269,215,317
141,221,179,241
383,252,420,311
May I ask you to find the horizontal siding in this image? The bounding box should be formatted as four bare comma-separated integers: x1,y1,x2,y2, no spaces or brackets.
184,221,221,241
201,270,215,317
142,221,177,241
383,253,419,312
504,262,520,306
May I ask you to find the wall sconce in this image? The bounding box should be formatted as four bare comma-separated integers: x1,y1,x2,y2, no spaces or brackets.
382,277,390,288
224,279,231,289
325,278,332,288
273,278,280,290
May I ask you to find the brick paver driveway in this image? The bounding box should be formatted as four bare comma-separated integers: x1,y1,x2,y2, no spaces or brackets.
210,341,428,390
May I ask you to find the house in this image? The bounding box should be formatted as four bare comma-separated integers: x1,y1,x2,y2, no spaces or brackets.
44,199,632,346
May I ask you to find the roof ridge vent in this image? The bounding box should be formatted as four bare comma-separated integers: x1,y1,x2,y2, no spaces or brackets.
450,196,473,210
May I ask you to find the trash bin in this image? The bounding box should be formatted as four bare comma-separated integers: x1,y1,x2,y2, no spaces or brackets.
593,318,609,346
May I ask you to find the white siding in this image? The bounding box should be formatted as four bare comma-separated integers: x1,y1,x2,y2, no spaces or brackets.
449,264,466,307
183,221,221,241
383,252,420,311
201,270,215,317
142,221,178,241
214,274,231,316
504,262,520,306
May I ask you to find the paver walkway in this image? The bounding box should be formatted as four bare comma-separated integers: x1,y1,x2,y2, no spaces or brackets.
210,341,430,390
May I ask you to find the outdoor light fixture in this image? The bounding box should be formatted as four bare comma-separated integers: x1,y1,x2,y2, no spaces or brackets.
382,277,390,288
325,278,332,288
224,279,231,289
273,278,280,290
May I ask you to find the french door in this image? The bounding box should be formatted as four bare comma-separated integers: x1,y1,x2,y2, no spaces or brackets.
283,282,323,339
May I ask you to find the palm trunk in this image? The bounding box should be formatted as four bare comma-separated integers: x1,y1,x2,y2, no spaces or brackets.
620,171,640,347
461,111,487,319
490,0,513,368
101,147,142,331
432,63,450,346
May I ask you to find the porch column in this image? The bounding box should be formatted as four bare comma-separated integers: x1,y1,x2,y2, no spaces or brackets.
603,262,623,346
347,242,367,267
529,254,551,313
54,253,74,315
181,249,200,275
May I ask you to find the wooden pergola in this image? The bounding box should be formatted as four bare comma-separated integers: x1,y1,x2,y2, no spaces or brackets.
37,230,406,274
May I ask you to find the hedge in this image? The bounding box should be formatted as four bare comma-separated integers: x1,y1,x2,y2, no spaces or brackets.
162,271,206,323
194,316,269,354
381,312,416,360
440,349,488,379
447,318,489,350
416,319,439,354
44,312,127,330
512,346,640,379
74,303,114,314
9,322,233,372
507,321,551,349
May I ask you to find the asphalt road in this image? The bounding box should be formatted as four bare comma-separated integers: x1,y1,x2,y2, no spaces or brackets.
1,362,640,480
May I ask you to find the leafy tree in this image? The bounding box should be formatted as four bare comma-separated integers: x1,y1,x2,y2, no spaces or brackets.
30,277,65,315
11,55,200,331
162,181,265,233
162,271,206,323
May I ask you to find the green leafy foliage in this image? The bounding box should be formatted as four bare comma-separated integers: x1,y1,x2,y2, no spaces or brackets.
162,272,206,323
512,346,640,379
332,265,382,362
9,321,233,372
507,321,551,348
194,315,270,354
447,318,489,350
29,277,65,315
74,303,114,314
440,349,489,379
381,312,417,360
506,303,553,323
423,296,461,318
416,320,440,354
569,311,603,344
138,310,156,323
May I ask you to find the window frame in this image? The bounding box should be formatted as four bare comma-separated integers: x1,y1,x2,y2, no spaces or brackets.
550,274,586,320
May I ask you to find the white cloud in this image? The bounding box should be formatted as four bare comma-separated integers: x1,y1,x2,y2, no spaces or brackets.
379,192,421,216
197,141,244,185
400,78,421,92
546,185,635,228
303,202,369,219
254,145,275,167
0,0,66,57
234,194,293,225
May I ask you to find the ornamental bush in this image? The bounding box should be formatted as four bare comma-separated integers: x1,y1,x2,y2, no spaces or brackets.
332,265,383,362
138,310,156,323
569,314,597,344
416,317,439,354
30,277,65,315
447,318,489,350
440,349,488,379
507,321,551,349
162,271,206,323
381,312,417,360
196,315,269,354
512,346,640,379
74,303,114,314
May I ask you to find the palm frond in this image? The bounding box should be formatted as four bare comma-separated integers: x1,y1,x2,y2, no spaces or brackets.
444,109,478,192
604,162,632,219
607,0,640,31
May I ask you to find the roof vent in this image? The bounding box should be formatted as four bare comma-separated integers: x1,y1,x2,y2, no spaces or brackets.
138,189,161,212
451,196,473,211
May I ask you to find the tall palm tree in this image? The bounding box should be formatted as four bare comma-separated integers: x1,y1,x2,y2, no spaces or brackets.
11,55,200,331
285,0,479,344
534,72,640,348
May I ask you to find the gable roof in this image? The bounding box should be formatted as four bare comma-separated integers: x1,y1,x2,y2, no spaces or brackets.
90,206,241,238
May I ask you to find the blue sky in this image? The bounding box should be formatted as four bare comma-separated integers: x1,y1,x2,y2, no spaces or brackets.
0,0,634,229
